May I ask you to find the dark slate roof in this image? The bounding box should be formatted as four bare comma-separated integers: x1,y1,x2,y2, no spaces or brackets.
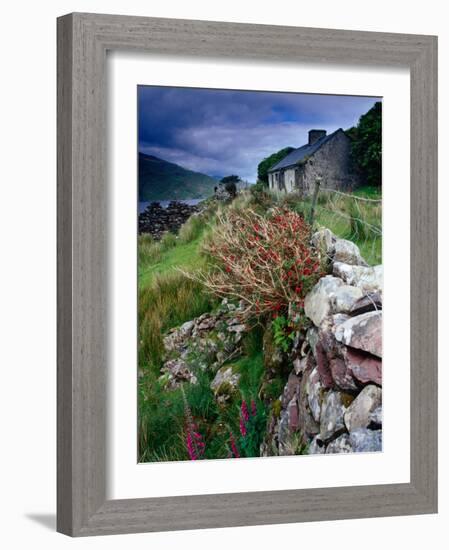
268,129,343,172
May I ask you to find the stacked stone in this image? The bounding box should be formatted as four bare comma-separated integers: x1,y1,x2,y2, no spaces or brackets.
138,200,200,239
267,228,383,456
158,299,247,401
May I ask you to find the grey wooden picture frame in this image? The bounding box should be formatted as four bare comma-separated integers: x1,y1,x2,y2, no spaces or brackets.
57,12,438,537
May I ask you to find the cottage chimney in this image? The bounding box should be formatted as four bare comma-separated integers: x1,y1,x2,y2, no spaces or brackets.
308,129,327,145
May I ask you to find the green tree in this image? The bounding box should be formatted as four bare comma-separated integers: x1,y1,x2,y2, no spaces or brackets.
220,175,241,198
347,101,382,187
257,147,295,185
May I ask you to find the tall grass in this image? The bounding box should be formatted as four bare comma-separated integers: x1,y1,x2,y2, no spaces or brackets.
139,368,225,462
178,214,206,243
138,234,162,267
139,272,215,369
258,186,382,265
138,213,217,370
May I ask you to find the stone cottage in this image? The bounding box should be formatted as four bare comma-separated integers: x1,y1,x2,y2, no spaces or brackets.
267,129,358,196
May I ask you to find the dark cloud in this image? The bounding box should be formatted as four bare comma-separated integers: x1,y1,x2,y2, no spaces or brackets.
138,86,379,182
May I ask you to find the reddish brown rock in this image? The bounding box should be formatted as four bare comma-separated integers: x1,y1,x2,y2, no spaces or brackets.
281,372,301,408
344,347,382,386
329,357,358,391
315,341,334,389
298,365,320,438
288,398,299,432
319,326,338,354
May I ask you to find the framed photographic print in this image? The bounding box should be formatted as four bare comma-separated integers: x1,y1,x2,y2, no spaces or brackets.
57,13,438,536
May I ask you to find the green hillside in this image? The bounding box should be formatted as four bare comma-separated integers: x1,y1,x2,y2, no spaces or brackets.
139,153,217,201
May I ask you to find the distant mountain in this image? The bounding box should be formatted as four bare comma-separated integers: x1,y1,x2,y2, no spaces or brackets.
138,153,218,201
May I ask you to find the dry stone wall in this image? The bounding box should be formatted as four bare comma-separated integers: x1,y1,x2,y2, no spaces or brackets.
263,227,383,456
139,200,200,239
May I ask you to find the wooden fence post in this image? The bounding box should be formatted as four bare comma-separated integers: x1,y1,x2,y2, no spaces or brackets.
308,178,321,227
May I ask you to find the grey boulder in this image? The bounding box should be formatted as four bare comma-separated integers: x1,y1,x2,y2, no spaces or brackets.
320,391,349,441
326,433,353,454
344,385,382,432
333,262,383,295
349,428,382,452
333,238,367,266
304,275,344,327
334,311,382,358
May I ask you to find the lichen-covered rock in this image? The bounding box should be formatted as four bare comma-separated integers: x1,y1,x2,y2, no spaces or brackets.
195,314,217,331
160,358,198,389
210,365,240,404
329,357,358,391
349,292,382,316
343,347,382,385
311,227,336,258
333,262,383,295
293,356,304,375
333,238,367,266
304,275,344,327
278,397,300,455
226,323,246,334
320,391,350,441
326,433,353,454
163,323,192,353
308,435,326,454
163,302,248,377
334,311,382,357
281,372,301,408
330,285,364,314
306,326,320,358
369,406,382,427
344,385,382,432
349,428,382,452
306,367,324,423
263,322,287,373
298,365,320,439
332,313,351,327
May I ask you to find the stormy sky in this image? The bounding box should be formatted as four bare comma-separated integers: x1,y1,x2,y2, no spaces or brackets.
138,86,379,182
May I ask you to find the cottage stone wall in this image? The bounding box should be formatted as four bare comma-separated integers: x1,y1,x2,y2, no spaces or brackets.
268,130,359,196
301,131,358,195
268,171,280,191
283,167,297,193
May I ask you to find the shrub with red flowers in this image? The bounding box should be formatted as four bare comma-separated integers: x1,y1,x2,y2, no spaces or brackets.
188,207,324,320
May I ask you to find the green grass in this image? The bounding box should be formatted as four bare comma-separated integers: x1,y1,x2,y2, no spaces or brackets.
352,185,382,199
139,236,206,287
139,271,214,369
273,185,382,265
139,368,228,462
233,352,264,401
